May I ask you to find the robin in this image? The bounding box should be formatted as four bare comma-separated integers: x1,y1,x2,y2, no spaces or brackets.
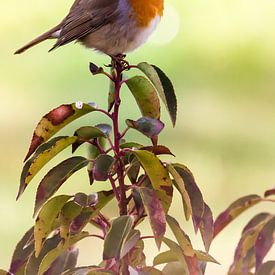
14,0,164,56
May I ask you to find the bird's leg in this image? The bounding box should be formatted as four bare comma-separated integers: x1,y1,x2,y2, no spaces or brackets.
108,54,129,70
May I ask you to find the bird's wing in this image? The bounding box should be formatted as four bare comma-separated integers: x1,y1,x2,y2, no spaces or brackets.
50,0,120,50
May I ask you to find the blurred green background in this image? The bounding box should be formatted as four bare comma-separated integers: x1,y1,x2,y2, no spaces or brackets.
1,0,275,273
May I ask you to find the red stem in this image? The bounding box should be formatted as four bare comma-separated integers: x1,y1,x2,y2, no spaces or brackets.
112,61,128,216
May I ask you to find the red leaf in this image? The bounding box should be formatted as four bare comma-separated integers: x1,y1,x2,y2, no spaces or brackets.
214,195,262,238
199,203,214,252
264,187,275,198
140,145,175,156
139,187,166,249
255,216,275,270
173,164,204,233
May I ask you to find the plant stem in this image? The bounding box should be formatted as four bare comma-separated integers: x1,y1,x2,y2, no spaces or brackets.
112,60,128,216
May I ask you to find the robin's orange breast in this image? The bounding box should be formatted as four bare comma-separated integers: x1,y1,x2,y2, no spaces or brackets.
129,0,164,27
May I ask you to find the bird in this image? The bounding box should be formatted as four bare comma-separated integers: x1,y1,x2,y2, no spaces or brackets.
14,0,164,56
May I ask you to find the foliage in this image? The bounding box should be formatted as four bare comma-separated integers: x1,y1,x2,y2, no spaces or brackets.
2,58,275,275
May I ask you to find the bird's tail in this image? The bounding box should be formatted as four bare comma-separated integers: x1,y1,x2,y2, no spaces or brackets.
14,25,61,54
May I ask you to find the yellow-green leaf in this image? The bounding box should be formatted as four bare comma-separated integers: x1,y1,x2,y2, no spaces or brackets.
153,250,178,266
18,136,77,199
25,103,96,161
166,215,194,257
38,232,89,275
167,164,192,220
126,75,160,119
133,150,173,213
195,250,220,264
34,195,72,257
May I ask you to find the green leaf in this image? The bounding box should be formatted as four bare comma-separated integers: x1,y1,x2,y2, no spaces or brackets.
126,75,160,119
34,195,72,256
256,261,275,275
59,201,83,242
138,267,163,274
72,126,106,153
214,195,262,238
133,150,173,213
126,117,164,138
103,215,134,260
166,215,194,257
18,136,77,199
162,238,188,271
62,266,114,275
162,262,188,275
34,156,88,215
25,233,61,275
172,163,205,233
120,229,141,258
139,187,166,249
93,154,115,181
167,164,192,220
70,190,114,234
137,62,177,126
38,232,89,275
255,216,275,270
163,237,199,275
153,250,178,266
9,227,34,274
25,103,96,161
120,142,143,149
195,250,220,264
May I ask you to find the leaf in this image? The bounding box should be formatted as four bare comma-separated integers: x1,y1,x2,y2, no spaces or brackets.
139,187,166,249
93,154,115,181
255,261,275,275
194,250,220,264
43,250,70,275
199,203,214,252
62,248,79,272
214,195,262,238
126,75,160,119
59,201,83,242
162,262,188,275
162,238,188,272
127,159,140,184
120,229,141,259
167,164,192,220
25,234,61,275
163,237,199,275
127,240,146,268
126,117,164,138
70,190,114,234
103,215,134,260
120,142,143,149
72,126,106,153
34,156,88,215
74,193,98,207
89,62,103,75
0,270,12,275
228,216,272,274
18,136,77,200
9,227,34,274
242,213,271,235
34,195,72,256
38,232,89,275
62,266,113,275
255,216,275,270
138,266,163,275
25,103,96,161
264,187,275,198
166,215,194,257
172,164,204,232
140,145,175,156
137,63,177,126
133,150,173,213
153,250,178,266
